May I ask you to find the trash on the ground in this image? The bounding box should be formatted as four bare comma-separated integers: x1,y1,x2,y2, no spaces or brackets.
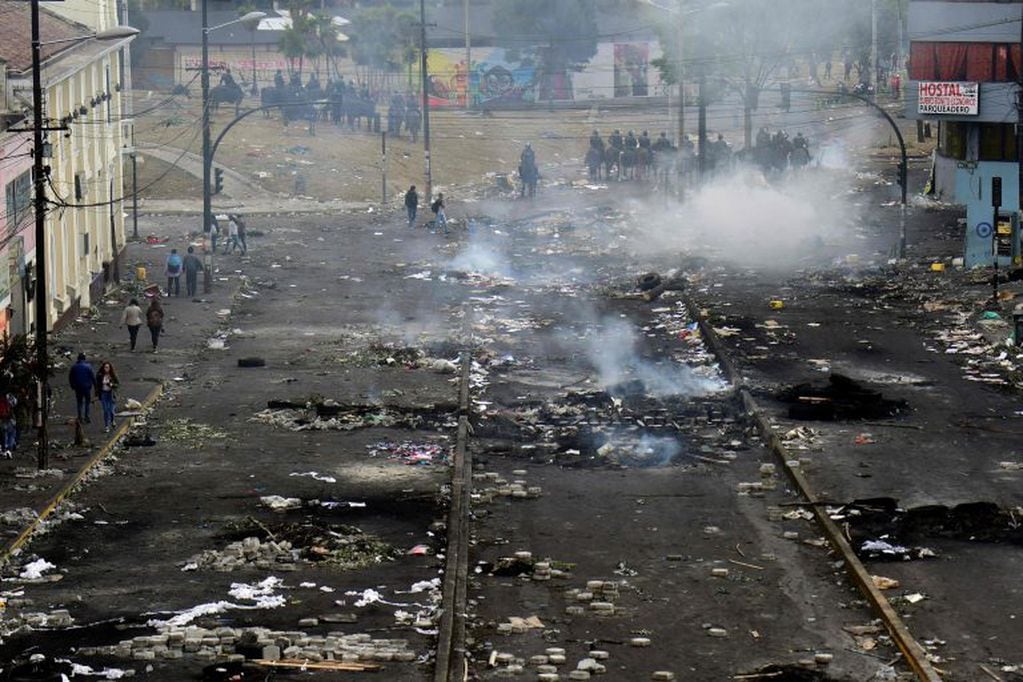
260,495,301,511
367,441,447,465
870,575,900,590
289,471,336,483
18,558,56,580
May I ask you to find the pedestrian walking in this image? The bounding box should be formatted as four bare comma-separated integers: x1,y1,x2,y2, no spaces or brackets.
0,391,17,458
146,299,164,353
404,185,418,227
224,216,241,255
209,215,221,253
68,353,96,423
431,193,448,234
235,215,248,255
166,249,183,297
94,361,119,433
121,298,144,350
183,246,203,297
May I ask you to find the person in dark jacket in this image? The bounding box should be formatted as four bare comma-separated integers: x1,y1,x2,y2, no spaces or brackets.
146,299,164,353
68,353,95,423
404,185,418,227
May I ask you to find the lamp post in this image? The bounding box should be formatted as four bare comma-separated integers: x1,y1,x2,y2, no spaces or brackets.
29,0,137,469
201,6,265,294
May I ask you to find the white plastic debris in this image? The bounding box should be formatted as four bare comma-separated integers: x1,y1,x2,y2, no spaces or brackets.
289,471,337,483
259,495,302,511
19,558,56,580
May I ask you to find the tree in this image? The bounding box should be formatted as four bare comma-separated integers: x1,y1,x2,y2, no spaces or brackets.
492,0,599,102
649,0,815,149
347,6,417,72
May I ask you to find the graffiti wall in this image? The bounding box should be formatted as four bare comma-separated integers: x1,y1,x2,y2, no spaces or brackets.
426,41,663,107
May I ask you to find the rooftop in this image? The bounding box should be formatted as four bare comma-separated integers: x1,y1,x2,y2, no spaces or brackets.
0,1,93,74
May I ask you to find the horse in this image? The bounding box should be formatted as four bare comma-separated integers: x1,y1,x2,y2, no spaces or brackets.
519,161,539,198
653,147,677,190
210,82,244,116
281,87,317,136
344,95,376,130
619,147,638,181
603,146,622,180
790,145,811,170
260,86,284,119
585,147,603,181
635,147,653,182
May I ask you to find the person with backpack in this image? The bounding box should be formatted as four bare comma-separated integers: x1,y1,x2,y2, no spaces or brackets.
431,193,448,234
0,391,17,458
165,249,183,297
68,353,96,424
146,299,164,353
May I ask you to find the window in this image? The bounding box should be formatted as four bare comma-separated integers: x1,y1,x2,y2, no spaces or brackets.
910,42,1022,82
4,170,32,231
979,123,1016,161
938,121,968,160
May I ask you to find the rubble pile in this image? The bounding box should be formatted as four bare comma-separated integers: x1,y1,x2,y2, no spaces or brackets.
250,406,422,432
483,645,657,680
184,521,402,572
182,536,300,572
472,470,543,505
77,626,418,664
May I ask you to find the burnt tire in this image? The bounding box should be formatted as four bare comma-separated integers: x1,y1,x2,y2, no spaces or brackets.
637,272,662,291
237,357,266,368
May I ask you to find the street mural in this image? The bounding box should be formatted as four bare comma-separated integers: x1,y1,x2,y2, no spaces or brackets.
614,43,650,97
426,43,658,107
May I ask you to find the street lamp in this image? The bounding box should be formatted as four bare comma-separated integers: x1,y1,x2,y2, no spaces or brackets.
30,1,138,469
201,6,266,293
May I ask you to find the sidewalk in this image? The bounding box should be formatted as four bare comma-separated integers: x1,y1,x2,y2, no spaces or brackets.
0,217,244,556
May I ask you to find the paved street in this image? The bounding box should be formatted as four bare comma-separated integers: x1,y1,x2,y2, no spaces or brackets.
0,110,1020,682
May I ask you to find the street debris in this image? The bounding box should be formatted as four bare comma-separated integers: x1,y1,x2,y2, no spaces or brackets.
367,440,448,465
780,373,909,421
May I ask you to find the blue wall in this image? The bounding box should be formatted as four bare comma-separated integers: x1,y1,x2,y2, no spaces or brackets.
956,161,1019,267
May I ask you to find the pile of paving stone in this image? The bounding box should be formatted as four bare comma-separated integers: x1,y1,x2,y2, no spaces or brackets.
472,470,543,504
182,536,300,572
486,645,677,680
77,626,418,663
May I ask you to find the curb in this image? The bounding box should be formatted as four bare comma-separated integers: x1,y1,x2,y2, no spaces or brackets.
434,351,473,682
681,294,943,682
0,382,165,568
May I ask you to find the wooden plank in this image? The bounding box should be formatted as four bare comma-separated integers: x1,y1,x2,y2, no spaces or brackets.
253,659,381,671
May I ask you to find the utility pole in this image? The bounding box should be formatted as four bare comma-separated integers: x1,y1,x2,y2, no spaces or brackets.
464,0,471,110
201,0,213,293
870,0,878,87
381,130,387,205
419,0,432,201
676,9,685,146
1017,4,1023,277
30,0,49,470
131,153,139,239
697,71,706,180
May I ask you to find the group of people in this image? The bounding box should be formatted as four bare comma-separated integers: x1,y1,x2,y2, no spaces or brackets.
68,353,121,432
386,93,423,142
403,186,448,233
753,128,811,173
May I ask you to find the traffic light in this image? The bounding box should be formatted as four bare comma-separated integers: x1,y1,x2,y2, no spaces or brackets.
896,161,905,188
213,167,224,195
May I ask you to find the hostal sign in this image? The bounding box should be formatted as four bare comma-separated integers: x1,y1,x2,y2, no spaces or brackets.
918,81,979,115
